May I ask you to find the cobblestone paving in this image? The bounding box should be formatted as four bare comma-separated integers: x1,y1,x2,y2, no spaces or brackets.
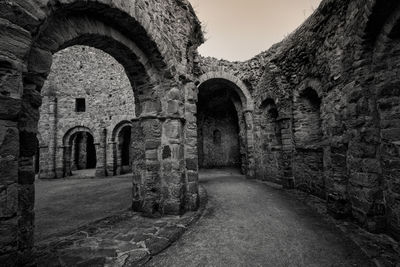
33,188,206,266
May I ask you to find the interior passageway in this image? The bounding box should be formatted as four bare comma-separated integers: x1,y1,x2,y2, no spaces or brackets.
146,169,372,266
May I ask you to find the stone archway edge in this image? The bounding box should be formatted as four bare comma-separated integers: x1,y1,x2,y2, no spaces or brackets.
34,186,208,266
197,71,255,111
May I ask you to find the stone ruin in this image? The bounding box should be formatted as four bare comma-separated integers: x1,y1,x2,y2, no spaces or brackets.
1,0,400,264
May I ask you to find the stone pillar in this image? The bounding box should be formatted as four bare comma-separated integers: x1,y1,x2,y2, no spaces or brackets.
106,140,116,176
18,83,41,264
281,117,295,188
40,96,57,179
162,118,186,214
244,110,255,179
0,119,20,265
184,82,200,211
63,145,72,177
70,135,77,171
116,142,123,175
131,119,146,212
77,132,88,170
95,129,107,177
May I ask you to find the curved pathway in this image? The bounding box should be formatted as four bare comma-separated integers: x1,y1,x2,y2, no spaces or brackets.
146,169,372,267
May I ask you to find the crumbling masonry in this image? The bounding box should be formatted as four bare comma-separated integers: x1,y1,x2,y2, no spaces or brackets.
1,0,400,264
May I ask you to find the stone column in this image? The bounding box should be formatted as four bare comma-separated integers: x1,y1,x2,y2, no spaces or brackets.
70,135,77,171
63,145,72,177
106,140,116,176
77,132,88,169
95,129,107,177
244,110,255,179
0,118,20,265
40,96,58,179
162,118,186,214
131,119,146,212
184,82,200,211
18,83,41,264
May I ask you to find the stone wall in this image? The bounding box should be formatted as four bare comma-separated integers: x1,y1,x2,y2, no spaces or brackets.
193,0,400,242
4,0,400,264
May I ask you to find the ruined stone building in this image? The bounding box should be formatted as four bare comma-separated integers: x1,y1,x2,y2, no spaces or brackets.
37,45,136,179
2,0,400,264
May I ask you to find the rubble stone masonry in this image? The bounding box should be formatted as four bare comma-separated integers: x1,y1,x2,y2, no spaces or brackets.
2,0,400,265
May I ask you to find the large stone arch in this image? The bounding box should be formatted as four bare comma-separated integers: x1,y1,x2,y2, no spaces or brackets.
0,0,201,263
196,72,255,178
25,15,162,116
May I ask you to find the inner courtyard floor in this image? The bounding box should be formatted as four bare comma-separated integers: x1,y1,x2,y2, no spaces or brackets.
33,169,380,266
35,173,132,242
146,169,373,266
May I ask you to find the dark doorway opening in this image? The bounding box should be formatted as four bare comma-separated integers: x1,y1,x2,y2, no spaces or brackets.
197,80,242,169
119,126,132,173
73,132,97,170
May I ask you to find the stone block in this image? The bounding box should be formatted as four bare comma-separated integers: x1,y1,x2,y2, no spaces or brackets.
163,120,181,139
0,217,17,255
163,200,182,215
27,46,52,75
18,184,34,214
0,97,21,121
145,140,161,150
0,184,17,218
187,171,198,183
0,18,31,59
167,100,180,115
145,149,158,160
186,158,198,171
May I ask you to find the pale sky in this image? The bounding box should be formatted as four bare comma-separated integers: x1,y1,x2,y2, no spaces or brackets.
188,0,322,61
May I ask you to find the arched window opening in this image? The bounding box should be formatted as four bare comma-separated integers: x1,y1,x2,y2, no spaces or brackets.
261,98,282,147
293,86,324,198
294,88,322,146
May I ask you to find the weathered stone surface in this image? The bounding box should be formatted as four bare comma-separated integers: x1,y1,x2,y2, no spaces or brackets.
3,0,400,263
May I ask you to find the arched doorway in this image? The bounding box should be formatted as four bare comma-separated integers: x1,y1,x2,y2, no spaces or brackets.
197,73,255,177
72,132,97,171
63,126,97,177
197,85,241,169
112,122,133,175
197,76,253,173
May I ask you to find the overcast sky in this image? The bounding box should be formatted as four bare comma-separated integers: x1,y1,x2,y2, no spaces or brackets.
188,0,322,61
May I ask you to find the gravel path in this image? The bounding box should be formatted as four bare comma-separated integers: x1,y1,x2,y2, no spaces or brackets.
146,169,372,267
